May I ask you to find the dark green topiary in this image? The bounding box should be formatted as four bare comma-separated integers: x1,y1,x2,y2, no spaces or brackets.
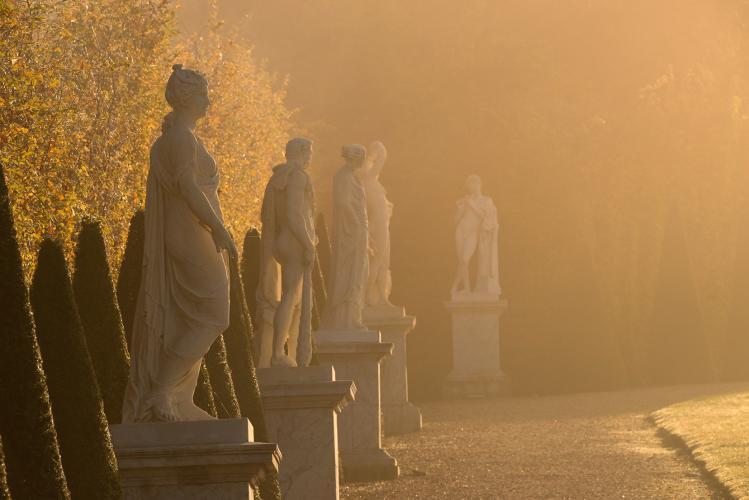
30,239,122,500
644,206,713,385
73,219,131,424
116,210,145,350
223,253,282,500
0,163,69,499
315,213,332,294
194,361,217,417
0,436,10,500
241,227,261,330
206,335,241,419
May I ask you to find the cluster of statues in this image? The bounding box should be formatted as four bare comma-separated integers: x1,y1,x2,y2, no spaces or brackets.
122,65,501,423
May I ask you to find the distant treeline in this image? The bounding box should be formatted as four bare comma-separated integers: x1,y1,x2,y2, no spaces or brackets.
232,0,749,396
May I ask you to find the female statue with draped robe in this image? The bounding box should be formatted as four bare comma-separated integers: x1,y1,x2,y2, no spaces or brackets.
321,145,369,330
123,65,237,423
363,141,395,308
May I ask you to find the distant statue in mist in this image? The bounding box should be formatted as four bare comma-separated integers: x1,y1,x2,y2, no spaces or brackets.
256,138,316,368
363,141,396,309
321,144,370,330
123,65,237,423
450,174,501,298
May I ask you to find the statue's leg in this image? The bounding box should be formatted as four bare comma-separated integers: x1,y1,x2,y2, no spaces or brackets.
271,260,303,367
152,348,196,421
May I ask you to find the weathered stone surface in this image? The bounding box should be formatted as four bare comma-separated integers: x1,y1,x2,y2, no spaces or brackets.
313,329,399,482
110,418,280,500
444,295,510,398
258,366,356,499
363,306,422,435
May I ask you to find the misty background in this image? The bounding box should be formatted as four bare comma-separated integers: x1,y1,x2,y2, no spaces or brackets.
182,0,749,399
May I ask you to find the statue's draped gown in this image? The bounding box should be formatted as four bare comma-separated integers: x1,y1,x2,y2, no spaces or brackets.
363,172,393,306
123,124,229,422
322,166,369,330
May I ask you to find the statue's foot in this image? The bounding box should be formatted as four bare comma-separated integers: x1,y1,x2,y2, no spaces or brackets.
182,402,217,421
152,395,179,422
271,354,297,368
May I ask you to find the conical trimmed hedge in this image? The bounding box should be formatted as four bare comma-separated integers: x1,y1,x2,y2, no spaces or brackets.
195,361,217,417
206,335,241,419
0,436,9,500
30,239,121,499
223,253,282,500
316,213,332,293
116,210,144,350
73,219,131,423
0,163,69,499
241,227,261,329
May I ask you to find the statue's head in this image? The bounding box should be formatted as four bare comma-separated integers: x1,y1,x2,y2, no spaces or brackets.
286,138,313,169
165,64,209,121
342,144,367,170
366,141,388,177
466,174,482,195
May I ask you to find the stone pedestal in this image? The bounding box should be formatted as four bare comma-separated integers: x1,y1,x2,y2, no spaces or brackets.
444,293,510,398
313,329,399,482
363,305,422,435
257,366,356,500
110,418,280,500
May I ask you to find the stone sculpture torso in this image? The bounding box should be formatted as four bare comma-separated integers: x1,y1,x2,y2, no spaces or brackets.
123,123,229,422
322,166,369,330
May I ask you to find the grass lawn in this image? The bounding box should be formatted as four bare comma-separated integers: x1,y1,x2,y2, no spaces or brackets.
652,390,749,499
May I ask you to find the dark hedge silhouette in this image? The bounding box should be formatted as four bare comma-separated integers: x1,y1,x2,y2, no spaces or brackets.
0,163,69,499
206,335,241,419
241,227,262,330
116,210,145,350
315,213,332,294
645,206,713,385
30,239,121,500
223,253,282,500
0,436,9,500
73,219,131,423
194,361,218,417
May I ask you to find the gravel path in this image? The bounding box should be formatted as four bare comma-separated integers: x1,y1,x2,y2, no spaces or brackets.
342,383,749,499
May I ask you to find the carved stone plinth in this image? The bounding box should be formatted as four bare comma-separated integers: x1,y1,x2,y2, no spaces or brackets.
363,305,422,436
110,418,280,500
444,294,510,398
257,366,356,500
313,329,399,482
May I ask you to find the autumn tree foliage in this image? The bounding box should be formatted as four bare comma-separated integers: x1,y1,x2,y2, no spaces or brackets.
0,0,291,276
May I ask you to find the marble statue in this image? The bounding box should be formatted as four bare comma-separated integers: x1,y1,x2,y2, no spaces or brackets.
363,141,395,309
257,138,316,368
321,145,370,330
450,174,501,297
123,64,237,423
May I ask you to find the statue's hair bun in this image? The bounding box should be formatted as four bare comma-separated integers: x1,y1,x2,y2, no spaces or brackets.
172,64,183,72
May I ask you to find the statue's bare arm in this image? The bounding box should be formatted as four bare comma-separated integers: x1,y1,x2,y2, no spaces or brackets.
171,130,237,257
287,170,315,263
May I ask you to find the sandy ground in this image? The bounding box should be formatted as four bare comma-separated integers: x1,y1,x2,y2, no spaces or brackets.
342,383,749,500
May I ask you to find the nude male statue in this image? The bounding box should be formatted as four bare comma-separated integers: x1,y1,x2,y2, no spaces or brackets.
258,138,316,367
